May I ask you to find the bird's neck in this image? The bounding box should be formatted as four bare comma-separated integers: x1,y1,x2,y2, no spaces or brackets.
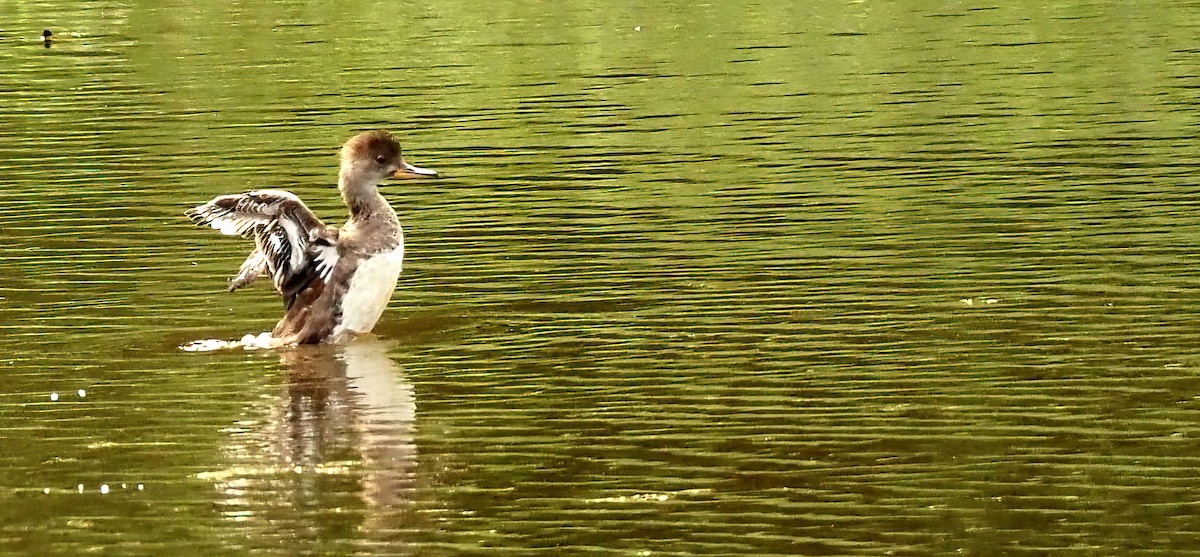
339,165,396,221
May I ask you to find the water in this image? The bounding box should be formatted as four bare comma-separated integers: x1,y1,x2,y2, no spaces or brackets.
2,0,1200,555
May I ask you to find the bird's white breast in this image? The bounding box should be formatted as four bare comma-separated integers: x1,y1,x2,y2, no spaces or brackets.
333,245,404,337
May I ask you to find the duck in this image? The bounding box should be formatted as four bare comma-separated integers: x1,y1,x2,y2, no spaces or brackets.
186,130,437,345
42,29,52,47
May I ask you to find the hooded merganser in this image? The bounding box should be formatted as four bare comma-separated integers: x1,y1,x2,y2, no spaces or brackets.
187,130,437,344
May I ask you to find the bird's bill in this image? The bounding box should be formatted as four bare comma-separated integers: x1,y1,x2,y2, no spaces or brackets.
390,160,438,179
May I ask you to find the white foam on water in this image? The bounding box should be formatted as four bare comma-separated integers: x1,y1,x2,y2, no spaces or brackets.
180,332,282,352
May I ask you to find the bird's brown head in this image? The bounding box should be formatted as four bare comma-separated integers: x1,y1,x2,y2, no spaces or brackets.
341,130,437,180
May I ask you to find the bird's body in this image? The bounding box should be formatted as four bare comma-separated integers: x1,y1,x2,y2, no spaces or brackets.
187,131,436,345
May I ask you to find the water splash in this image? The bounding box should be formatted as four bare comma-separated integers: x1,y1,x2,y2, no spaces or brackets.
180,332,281,352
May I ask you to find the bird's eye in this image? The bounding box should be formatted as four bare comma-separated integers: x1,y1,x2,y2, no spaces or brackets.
375,155,387,164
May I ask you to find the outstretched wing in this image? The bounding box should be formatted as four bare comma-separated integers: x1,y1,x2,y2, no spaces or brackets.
187,189,340,307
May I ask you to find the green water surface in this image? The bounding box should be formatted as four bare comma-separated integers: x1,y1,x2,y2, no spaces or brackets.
2,1,1200,555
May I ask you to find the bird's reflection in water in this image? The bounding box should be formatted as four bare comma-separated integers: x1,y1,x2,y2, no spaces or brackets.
205,339,417,544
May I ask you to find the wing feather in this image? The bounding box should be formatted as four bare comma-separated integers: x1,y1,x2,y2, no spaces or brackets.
187,190,340,307
228,248,267,292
